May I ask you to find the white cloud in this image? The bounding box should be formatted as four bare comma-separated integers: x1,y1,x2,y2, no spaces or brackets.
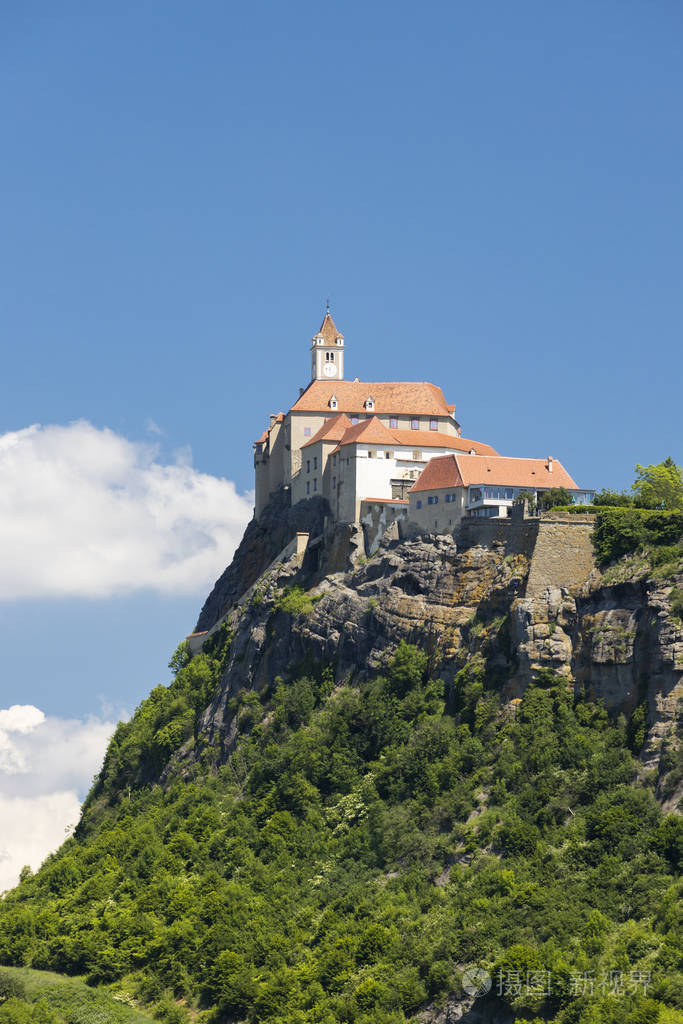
0,704,115,893
0,421,253,599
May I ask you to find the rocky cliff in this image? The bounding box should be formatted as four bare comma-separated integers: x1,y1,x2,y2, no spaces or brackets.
195,490,330,632
191,527,682,808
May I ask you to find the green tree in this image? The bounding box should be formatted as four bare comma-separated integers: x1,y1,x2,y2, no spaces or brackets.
538,487,573,510
593,489,633,507
632,457,683,510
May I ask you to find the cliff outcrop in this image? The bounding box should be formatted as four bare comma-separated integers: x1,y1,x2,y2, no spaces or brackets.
195,490,330,632
194,528,682,806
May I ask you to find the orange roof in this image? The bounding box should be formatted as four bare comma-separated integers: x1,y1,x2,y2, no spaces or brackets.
253,412,285,447
390,431,498,456
301,413,353,448
410,454,579,493
330,419,498,457
361,497,409,505
291,380,454,416
314,311,343,343
409,455,464,493
333,415,398,448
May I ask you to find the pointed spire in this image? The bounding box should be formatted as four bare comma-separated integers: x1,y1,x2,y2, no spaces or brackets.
316,308,343,344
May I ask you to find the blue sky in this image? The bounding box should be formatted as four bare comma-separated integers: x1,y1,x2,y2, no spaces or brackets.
0,1,682,884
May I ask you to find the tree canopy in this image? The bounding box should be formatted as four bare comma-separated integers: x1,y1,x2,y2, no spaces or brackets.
632,457,683,510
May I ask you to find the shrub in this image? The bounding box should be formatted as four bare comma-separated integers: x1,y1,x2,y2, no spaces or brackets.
592,508,683,565
275,585,318,615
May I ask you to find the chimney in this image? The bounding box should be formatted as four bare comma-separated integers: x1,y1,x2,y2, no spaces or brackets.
299,388,305,397
269,414,277,427
547,456,553,473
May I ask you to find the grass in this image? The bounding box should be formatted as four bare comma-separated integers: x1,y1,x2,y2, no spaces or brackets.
0,966,156,1024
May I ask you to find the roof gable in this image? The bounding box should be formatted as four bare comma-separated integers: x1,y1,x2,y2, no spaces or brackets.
301,413,353,448
409,455,464,492
334,415,398,447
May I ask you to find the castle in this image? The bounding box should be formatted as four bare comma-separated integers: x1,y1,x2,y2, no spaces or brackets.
253,311,593,531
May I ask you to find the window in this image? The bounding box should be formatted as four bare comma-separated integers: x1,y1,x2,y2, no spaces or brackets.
313,456,318,470
390,417,398,429
416,500,422,509
435,520,438,528
332,454,336,466
445,494,451,503
306,460,310,473
412,450,421,460
368,450,375,458
332,476,336,489
306,481,310,495
304,427,311,437
385,450,392,459
429,419,438,431
427,495,439,505
411,419,419,430
325,351,335,361
330,398,338,410
313,478,317,491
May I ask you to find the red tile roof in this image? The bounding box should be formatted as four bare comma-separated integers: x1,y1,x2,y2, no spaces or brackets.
314,311,343,343
253,412,284,447
291,380,454,416
329,419,498,457
410,454,579,493
390,431,498,456
301,413,353,448
333,416,398,448
409,455,464,492
361,497,409,505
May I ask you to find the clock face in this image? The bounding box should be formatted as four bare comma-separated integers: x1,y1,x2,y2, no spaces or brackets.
323,362,337,377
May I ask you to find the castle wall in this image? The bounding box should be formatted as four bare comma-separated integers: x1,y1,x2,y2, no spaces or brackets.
525,514,596,596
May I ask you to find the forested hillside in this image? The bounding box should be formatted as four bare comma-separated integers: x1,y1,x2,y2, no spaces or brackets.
0,504,681,1023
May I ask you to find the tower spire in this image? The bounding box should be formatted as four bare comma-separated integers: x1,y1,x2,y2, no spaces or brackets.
311,308,345,381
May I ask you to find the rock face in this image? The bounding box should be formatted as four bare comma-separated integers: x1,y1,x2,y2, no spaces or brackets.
193,530,682,806
195,490,330,632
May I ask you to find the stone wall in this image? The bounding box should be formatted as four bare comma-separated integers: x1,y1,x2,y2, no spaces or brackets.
454,512,597,597
455,516,540,559
525,514,596,597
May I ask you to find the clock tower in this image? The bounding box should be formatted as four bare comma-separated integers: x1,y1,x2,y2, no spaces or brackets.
311,308,345,381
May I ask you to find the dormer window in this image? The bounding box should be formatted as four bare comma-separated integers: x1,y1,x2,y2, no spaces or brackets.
364,396,375,411
329,393,338,410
